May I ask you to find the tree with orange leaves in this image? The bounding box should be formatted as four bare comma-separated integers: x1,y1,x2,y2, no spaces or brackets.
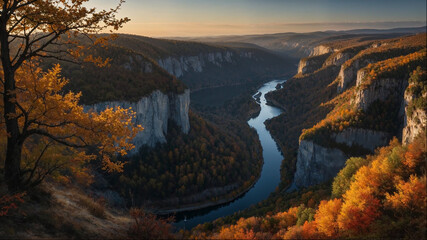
315,198,342,237
0,61,141,189
0,0,130,191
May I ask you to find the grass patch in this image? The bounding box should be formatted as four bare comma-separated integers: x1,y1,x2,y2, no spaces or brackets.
77,195,106,219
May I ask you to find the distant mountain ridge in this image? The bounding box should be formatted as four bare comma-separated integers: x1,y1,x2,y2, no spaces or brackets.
174,26,426,58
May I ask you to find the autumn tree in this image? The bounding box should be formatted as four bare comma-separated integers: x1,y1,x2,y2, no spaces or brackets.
315,199,342,237
0,0,130,191
1,62,142,189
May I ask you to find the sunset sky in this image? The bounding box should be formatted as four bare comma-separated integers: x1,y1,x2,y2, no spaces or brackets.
92,0,427,37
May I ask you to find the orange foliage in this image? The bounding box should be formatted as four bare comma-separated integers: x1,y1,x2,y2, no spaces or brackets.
403,137,426,170
301,221,319,239
282,225,303,239
360,49,426,88
0,62,142,187
385,175,426,213
315,199,342,237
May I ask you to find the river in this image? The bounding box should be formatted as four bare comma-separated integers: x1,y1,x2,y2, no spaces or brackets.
175,79,286,230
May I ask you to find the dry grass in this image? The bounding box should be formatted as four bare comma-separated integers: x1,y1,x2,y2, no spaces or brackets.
76,195,106,219
0,182,132,239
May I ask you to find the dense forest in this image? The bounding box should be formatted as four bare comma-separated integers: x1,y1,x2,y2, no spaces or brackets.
112,112,262,207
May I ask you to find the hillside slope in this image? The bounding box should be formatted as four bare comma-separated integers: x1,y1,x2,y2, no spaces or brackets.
265,33,426,188
108,34,297,90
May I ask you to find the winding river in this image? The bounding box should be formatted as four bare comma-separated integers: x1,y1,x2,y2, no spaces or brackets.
175,79,286,229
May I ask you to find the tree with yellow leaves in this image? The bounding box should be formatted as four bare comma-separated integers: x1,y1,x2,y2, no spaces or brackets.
0,0,131,191
1,61,142,189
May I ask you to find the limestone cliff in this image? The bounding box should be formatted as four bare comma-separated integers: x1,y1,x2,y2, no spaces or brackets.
157,51,247,78
294,128,391,188
332,128,391,151
297,53,331,75
87,90,190,149
337,58,374,93
324,52,352,67
353,75,407,111
294,140,348,188
309,45,335,56
402,85,427,144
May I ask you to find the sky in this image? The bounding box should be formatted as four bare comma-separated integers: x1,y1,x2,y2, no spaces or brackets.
91,0,427,37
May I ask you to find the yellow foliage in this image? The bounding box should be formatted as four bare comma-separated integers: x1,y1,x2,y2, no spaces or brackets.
0,62,142,184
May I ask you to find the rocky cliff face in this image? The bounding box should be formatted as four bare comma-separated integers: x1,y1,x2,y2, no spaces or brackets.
310,45,335,56
402,87,427,144
157,51,249,78
87,90,190,149
294,140,348,188
297,57,323,75
337,58,375,93
297,53,334,75
324,52,352,67
294,128,391,188
403,108,426,144
353,76,407,111
333,128,391,151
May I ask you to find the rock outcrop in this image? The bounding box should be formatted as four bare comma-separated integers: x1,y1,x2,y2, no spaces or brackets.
294,140,348,188
87,90,190,149
337,58,375,93
333,128,391,151
402,87,427,144
310,45,334,56
123,55,153,73
324,52,352,67
297,57,323,75
353,76,407,111
158,51,251,78
294,128,391,188
403,108,426,144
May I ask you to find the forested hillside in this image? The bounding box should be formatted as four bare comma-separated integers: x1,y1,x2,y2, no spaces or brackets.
265,33,426,188
190,134,426,239
111,112,262,209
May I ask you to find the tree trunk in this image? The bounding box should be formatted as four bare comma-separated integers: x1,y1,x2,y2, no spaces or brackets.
3,69,23,191
4,134,23,191
1,19,22,190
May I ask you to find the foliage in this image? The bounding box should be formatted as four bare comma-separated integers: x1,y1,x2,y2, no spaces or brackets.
0,0,130,190
406,66,427,118
343,33,426,69
300,87,403,146
296,205,315,226
113,112,262,205
47,45,187,105
332,157,370,198
128,208,175,239
192,133,427,239
315,198,342,237
360,49,426,89
0,62,141,188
